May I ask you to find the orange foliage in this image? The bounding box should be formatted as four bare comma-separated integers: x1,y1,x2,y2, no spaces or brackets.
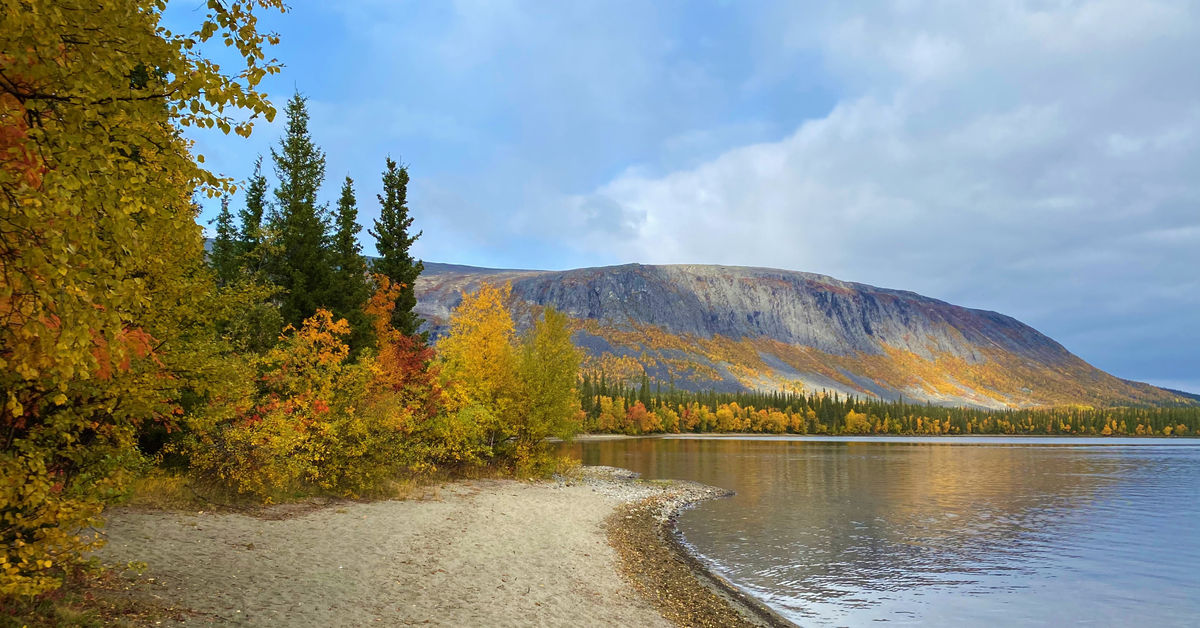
91,328,158,381
366,275,441,423
626,401,662,434
0,85,45,189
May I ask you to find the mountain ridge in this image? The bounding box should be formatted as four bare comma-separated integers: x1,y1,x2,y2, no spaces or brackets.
414,261,1192,410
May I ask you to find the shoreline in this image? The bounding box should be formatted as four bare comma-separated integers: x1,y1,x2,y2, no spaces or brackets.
597,469,795,627
93,465,792,626
579,432,1200,442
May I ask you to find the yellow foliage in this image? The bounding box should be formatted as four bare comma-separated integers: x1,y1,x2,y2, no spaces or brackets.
190,310,415,499
437,284,582,468
514,308,583,455
714,406,738,432
437,283,518,457
1,0,283,596
439,283,517,415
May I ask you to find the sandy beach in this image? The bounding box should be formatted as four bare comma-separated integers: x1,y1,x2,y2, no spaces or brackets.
95,467,774,627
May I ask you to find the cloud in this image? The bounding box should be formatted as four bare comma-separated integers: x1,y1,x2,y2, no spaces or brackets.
553,0,1200,386
175,0,1199,390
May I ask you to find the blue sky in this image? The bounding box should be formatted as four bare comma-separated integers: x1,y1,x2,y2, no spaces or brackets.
174,1,1200,394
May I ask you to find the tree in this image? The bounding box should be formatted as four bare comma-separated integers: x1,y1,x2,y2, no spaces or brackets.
369,157,424,336
267,92,332,326
209,196,241,286
239,155,269,260
0,0,283,596
844,409,872,434
362,275,455,470
365,276,439,409
329,176,372,353
437,283,518,456
514,308,582,455
191,308,387,499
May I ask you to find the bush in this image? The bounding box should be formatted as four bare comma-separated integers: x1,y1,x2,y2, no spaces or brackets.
190,311,395,499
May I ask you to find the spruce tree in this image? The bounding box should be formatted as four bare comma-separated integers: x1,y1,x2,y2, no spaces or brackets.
267,92,333,326
209,195,240,286
369,156,425,336
330,176,373,352
239,155,268,254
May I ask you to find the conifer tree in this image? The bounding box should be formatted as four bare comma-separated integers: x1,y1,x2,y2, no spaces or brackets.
330,176,373,352
239,155,268,258
268,92,333,325
370,157,425,336
209,196,241,286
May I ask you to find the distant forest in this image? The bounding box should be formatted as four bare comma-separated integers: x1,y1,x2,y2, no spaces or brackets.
580,375,1200,437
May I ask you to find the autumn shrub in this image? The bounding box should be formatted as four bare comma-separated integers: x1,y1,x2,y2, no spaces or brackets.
188,275,461,499
189,310,399,500
363,276,455,471
418,404,492,468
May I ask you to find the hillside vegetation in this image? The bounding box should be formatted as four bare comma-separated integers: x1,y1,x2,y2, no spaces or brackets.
416,263,1194,409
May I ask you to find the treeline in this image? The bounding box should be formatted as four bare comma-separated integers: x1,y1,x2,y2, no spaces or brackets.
581,376,1200,437
204,91,423,355
1,3,580,600
158,87,584,493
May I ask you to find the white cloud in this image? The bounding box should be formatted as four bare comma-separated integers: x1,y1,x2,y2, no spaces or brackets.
552,0,1200,384
182,0,1200,388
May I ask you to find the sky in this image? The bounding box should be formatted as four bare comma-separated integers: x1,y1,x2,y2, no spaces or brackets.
172,0,1200,394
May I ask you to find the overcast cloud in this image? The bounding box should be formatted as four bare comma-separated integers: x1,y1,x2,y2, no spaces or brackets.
181,0,1200,392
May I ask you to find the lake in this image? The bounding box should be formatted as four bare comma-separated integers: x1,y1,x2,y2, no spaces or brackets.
565,435,1200,626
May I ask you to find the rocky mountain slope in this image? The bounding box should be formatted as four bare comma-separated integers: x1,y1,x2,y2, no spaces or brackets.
415,262,1190,409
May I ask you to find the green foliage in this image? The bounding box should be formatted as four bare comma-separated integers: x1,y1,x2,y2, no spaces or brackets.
369,157,424,336
238,155,269,256
210,279,284,355
208,196,241,286
579,376,1200,437
266,92,333,327
329,176,372,354
0,0,283,597
514,308,583,456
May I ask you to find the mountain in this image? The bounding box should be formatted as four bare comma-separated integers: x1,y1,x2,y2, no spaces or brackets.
1163,387,1200,403
414,262,1189,409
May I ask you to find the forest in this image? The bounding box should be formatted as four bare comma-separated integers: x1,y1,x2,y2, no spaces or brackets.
580,375,1200,437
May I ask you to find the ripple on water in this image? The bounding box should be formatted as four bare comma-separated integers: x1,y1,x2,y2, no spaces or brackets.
570,437,1200,627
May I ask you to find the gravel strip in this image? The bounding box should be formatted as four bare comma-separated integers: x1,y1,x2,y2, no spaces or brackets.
565,466,795,628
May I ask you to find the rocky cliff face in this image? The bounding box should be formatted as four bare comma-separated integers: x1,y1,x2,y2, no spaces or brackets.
415,262,1187,409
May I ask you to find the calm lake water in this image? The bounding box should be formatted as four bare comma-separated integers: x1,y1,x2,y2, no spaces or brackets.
565,436,1200,626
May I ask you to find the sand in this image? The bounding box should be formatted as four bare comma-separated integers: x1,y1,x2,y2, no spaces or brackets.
96,468,685,627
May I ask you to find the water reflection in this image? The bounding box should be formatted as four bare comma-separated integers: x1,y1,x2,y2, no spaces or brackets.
565,437,1200,626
